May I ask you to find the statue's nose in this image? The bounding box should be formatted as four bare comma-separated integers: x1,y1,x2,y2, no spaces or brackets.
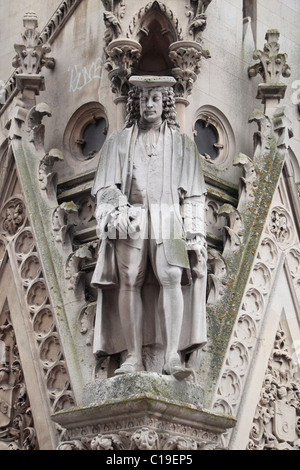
146,97,154,108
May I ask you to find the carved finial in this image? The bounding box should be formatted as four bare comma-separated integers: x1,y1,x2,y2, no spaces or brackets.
248,30,291,106
12,11,55,78
248,30,291,84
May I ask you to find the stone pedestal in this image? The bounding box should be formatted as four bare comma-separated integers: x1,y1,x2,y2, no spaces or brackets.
52,373,236,450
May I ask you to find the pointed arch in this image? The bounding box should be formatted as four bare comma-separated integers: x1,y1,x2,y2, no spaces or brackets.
127,1,183,74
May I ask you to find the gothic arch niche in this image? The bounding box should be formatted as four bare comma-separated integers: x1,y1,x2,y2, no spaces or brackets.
129,2,180,75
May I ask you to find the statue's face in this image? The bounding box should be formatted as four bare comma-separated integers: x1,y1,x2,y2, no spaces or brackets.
139,89,163,123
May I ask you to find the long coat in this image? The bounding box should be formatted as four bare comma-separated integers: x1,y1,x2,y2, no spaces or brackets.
91,123,207,356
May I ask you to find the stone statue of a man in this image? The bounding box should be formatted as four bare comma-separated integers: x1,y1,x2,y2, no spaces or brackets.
91,76,207,379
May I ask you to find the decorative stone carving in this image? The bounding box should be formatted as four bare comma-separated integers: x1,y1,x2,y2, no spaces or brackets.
218,204,243,254
268,206,294,249
25,102,52,149
249,110,273,165
105,38,142,100
5,100,28,140
130,427,159,450
12,227,75,414
248,30,291,103
0,81,6,105
185,0,212,42
52,202,78,245
212,197,297,447
287,248,300,303
53,375,236,450
57,427,215,451
1,1,81,113
0,303,39,450
169,40,210,101
247,327,300,450
65,241,98,300
102,0,126,46
233,153,257,207
207,249,227,304
272,106,293,157
79,302,97,347
0,197,26,238
206,197,227,244
12,11,55,95
38,149,64,201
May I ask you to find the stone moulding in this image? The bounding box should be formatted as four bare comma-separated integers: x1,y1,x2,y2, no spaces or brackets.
52,373,236,450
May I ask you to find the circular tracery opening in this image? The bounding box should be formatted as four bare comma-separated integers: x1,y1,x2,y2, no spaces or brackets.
63,102,108,162
194,119,219,161
193,107,235,168
81,117,107,158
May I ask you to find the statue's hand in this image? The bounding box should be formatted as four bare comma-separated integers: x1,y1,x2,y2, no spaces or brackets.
186,235,207,279
109,205,145,237
114,207,136,236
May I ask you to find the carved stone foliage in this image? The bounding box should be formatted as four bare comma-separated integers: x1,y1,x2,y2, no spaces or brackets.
65,241,98,301
101,0,126,46
1,1,81,113
12,226,76,414
101,1,210,102
248,30,291,102
0,303,39,450
218,204,243,255
105,38,142,99
38,148,64,202
248,30,291,86
12,11,55,77
57,421,224,451
247,327,300,450
185,0,212,42
169,40,210,100
233,153,258,208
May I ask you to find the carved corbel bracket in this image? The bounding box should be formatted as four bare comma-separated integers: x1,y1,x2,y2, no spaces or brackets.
105,38,142,101
169,40,210,102
218,204,244,255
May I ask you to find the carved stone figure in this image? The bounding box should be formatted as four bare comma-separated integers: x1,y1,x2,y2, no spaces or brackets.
91,76,207,379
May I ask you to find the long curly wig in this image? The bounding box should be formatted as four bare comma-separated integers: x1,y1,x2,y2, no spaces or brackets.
124,85,179,129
